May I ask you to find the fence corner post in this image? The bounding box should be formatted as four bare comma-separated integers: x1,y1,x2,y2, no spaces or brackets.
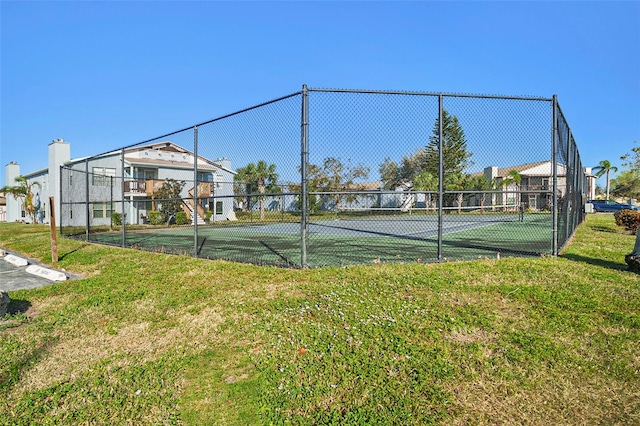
49,196,58,263
300,84,309,268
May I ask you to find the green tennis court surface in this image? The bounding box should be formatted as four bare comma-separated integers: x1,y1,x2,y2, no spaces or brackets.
83,213,552,267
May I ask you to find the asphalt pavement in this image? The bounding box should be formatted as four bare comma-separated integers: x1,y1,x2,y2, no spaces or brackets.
0,247,77,292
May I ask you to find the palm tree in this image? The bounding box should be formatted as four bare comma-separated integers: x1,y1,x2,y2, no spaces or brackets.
469,174,494,213
1,176,41,222
502,169,522,211
413,171,438,213
592,160,618,200
444,172,469,214
234,161,279,220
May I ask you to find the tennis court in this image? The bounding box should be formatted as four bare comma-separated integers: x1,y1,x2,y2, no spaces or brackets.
58,88,587,268
85,211,552,267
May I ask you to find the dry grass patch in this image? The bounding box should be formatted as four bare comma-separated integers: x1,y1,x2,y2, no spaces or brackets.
12,304,225,393
450,372,640,425
445,327,494,344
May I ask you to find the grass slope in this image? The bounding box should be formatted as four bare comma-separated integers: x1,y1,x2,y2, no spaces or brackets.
0,214,638,425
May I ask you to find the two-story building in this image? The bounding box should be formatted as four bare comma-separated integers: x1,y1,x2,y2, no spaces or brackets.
4,138,236,226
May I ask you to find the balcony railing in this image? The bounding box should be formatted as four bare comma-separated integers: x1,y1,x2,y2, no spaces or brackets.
124,179,164,196
124,180,147,194
520,184,550,191
124,180,214,197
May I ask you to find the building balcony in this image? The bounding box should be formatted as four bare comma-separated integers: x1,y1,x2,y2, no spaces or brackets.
520,184,550,191
124,180,214,197
124,179,165,196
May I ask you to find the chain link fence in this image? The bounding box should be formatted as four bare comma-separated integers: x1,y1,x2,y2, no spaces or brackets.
60,87,587,267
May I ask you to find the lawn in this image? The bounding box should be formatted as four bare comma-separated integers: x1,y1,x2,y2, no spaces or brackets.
0,214,638,425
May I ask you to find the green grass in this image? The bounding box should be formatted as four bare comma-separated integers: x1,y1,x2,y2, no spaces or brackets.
0,214,639,424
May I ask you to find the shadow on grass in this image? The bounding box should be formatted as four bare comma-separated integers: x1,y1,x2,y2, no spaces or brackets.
561,253,628,271
7,298,32,315
589,225,619,233
58,243,89,261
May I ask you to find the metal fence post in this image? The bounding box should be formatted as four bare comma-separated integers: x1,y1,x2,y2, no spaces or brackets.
568,135,577,238
110,176,114,231
300,85,309,267
59,165,64,237
194,126,199,257
121,148,126,248
437,94,444,262
552,95,558,256
85,158,90,241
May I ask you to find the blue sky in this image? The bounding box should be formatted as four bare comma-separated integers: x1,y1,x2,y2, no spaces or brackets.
1,1,639,187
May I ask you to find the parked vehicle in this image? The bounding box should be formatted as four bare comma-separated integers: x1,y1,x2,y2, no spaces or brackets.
587,199,638,212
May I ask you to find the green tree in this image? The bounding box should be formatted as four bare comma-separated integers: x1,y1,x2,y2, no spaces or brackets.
293,158,370,214
592,160,618,200
379,150,427,191
380,110,472,212
154,178,186,225
501,169,522,209
379,157,401,191
620,141,640,172
502,169,522,189
424,110,473,177
468,174,494,213
444,172,469,213
1,176,41,222
611,169,640,199
320,157,369,211
289,163,326,213
413,171,438,212
234,161,279,220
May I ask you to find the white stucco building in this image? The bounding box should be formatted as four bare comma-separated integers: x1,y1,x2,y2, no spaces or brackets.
4,139,236,226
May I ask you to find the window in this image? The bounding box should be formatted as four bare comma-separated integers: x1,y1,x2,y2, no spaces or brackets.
529,177,542,186
136,200,152,210
215,201,223,215
198,172,213,183
92,167,116,186
92,202,113,219
135,169,157,180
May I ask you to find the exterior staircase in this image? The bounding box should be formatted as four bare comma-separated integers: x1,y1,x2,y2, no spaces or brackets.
182,201,206,225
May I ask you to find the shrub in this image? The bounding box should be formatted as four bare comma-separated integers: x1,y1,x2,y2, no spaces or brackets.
148,210,164,226
175,211,190,225
204,210,213,223
614,209,640,233
111,212,122,226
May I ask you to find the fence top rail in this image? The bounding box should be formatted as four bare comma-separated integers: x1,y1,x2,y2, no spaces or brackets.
308,87,554,102
309,189,555,196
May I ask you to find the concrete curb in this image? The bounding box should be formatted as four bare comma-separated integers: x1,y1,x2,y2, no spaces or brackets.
25,265,67,282
1,247,76,286
4,254,28,267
